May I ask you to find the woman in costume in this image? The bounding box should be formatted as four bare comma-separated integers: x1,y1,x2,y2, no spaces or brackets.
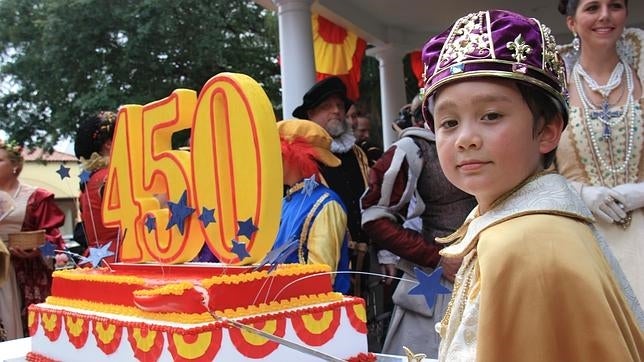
271,119,351,293
556,0,643,303
74,111,119,262
0,140,65,340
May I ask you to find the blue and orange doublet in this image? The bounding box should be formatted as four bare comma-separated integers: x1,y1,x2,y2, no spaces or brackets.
273,179,350,293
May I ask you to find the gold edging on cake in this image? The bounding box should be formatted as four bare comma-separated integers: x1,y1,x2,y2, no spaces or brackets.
45,296,214,323
201,264,331,288
218,292,344,318
53,268,146,285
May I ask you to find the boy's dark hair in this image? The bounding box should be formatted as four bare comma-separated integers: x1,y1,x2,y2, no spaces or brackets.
516,82,564,168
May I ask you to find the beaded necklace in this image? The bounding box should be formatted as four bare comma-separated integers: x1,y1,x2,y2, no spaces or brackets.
575,61,624,98
573,59,637,176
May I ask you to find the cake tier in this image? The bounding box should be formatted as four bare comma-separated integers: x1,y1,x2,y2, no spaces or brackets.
28,297,368,362
48,263,335,322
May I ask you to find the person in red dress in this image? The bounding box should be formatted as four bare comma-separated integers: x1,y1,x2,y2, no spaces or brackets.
0,139,65,340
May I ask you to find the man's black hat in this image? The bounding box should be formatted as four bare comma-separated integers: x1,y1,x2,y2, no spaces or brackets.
292,76,352,119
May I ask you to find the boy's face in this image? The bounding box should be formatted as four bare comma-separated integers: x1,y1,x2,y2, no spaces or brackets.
433,78,554,212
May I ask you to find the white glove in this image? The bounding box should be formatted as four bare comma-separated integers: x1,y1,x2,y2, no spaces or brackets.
580,185,627,224
613,183,644,212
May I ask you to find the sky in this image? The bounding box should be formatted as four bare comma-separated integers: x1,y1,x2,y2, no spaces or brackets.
0,129,74,154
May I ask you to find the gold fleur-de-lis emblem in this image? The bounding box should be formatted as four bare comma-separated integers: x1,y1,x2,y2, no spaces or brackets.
507,34,532,62
403,346,427,362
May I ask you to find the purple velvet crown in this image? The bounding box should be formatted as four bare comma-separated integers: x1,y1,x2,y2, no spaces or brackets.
421,10,568,123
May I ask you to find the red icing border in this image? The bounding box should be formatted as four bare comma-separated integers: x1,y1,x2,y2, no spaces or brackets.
26,352,58,362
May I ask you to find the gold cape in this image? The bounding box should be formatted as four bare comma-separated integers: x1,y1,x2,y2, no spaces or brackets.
438,173,643,361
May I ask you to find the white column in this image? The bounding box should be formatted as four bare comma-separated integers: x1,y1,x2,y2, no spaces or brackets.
274,0,316,119
367,45,407,148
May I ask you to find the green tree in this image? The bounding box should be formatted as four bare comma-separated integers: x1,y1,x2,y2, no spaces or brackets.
0,0,280,149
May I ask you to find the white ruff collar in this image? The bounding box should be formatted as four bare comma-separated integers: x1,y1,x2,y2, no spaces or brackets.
331,131,356,154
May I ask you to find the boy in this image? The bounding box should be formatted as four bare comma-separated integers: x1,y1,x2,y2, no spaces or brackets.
420,10,643,361
272,119,351,293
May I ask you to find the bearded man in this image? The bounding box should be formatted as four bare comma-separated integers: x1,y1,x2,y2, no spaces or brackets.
293,77,370,297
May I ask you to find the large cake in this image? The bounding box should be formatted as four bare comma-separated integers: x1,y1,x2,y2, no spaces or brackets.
27,73,368,361
28,263,367,361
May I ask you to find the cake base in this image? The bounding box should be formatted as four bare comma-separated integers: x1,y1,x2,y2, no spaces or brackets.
29,263,367,361
29,296,367,361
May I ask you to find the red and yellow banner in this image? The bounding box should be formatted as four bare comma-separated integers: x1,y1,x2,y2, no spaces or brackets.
409,51,423,88
65,315,90,348
291,308,340,346
127,326,164,362
345,301,368,334
229,318,286,358
40,312,62,342
92,320,123,355
28,309,39,337
312,14,366,101
167,328,222,362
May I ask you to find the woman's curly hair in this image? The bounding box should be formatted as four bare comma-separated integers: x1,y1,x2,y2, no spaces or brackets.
0,139,24,175
0,139,24,163
74,111,116,159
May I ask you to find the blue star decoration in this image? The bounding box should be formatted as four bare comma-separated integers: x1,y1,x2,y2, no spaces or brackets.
145,214,156,233
79,241,115,268
231,239,250,261
56,164,71,180
166,190,195,235
254,237,299,273
408,266,452,309
79,169,91,184
198,207,216,228
38,241,57,258
236,217,258,239
302,175,319,196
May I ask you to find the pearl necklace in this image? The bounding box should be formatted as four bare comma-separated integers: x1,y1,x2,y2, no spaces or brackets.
573,60,632,138
575,61,624,98
573,60,637,175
